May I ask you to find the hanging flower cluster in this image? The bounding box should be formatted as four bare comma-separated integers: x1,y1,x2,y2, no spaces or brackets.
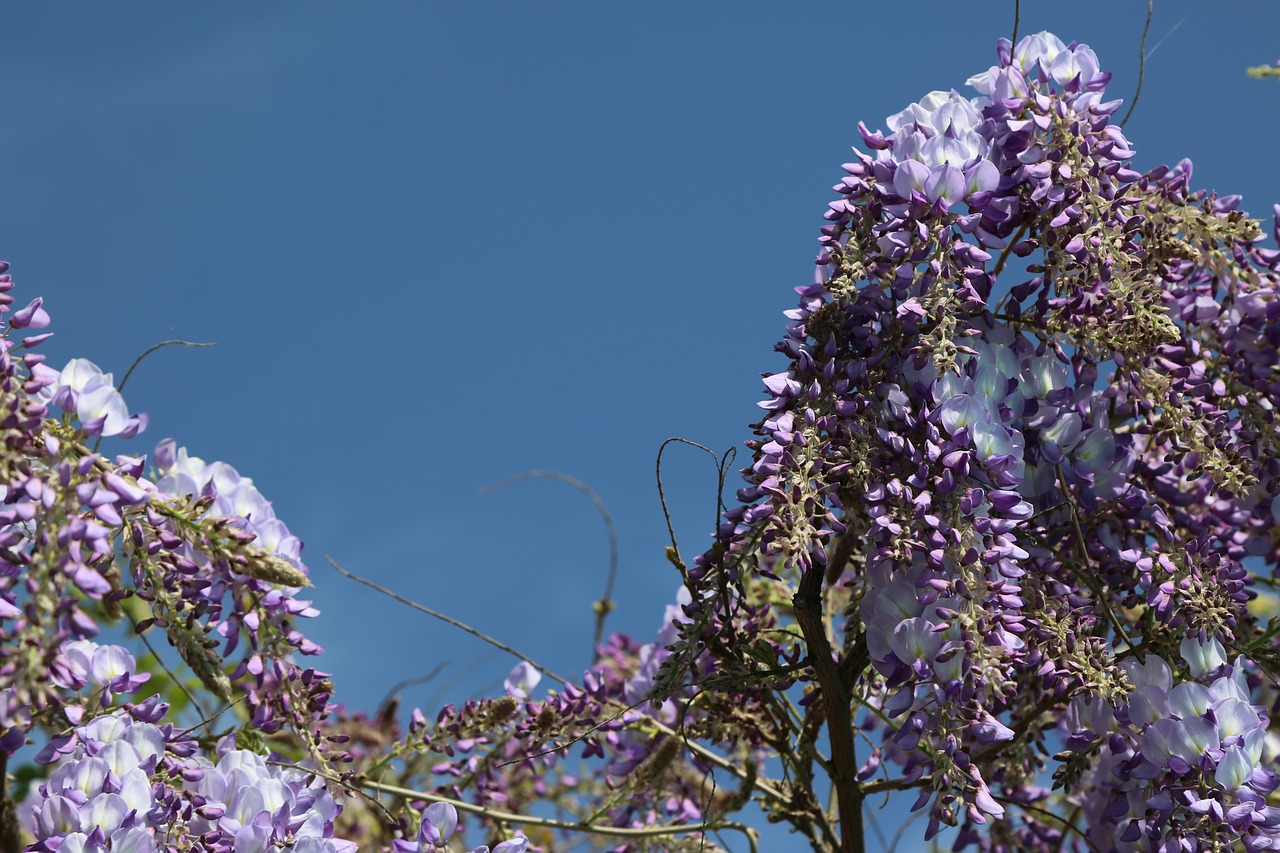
0,272,367,851
0,277,547,850
1065,637,1280,850
28,697,356,853
639,30,1280,851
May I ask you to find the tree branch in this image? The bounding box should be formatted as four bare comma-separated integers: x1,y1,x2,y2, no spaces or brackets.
793,566,863,853
362,779,761,853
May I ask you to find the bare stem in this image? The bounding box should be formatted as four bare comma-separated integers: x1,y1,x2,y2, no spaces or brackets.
325,555,571,686
1054,465,1135,650
793,567,863,853
117,339,217,393
478,470,618,660
1119,0,1154,127
1,752,20,853
363,779,761,853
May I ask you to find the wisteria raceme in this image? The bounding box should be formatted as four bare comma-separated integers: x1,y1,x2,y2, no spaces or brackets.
1065,638,1280,851
26,700,357,853
0,270,366,851
631,30,1280,851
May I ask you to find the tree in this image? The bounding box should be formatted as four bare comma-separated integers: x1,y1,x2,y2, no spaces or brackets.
5,26,1280,853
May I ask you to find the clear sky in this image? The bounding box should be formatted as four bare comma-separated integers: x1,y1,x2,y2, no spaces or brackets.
2,1,1279,845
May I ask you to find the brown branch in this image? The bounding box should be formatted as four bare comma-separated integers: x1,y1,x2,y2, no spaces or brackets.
862,774,935,795
363,778,762,853
0,753,20,853
793,566,863,853
991,222,1030,281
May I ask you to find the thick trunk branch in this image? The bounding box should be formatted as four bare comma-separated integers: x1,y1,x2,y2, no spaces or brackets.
793,567,863,853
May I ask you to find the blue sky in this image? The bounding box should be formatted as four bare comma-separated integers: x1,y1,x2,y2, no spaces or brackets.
3,2,1279,845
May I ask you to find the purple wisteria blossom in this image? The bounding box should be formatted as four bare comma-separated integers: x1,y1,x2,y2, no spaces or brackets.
39,359,148,439
392,803,528,853
1066,642,1280,850
26,712,357,853
636,28,1280,851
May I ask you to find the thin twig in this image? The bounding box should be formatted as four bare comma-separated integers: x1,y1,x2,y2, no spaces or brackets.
886,806,927,853
378,659,452,713
478,470,618,660
1003,692,1062,746
866,808,888,853
117,339,217,394
425,652,502,711
92,339,216,452
131,613,211,722
861,774,934,795
175,693,249,740
266,759,398,826
651,719,787,803
1143,16,1184,62
362,779,761,853
991,222,1029,281
655,437,720,580
1119,0,1154,127
1054,465,1136,650
493,687,706,780
488,690,789,814
325,555,570,686
1010,0,1021,46
1000,796,1100,853
714,446,737,522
